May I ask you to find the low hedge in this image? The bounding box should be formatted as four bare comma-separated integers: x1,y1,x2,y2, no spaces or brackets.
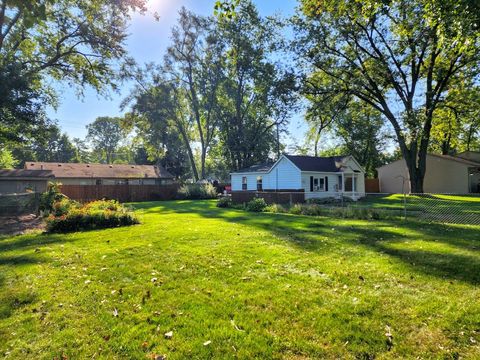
177,183,218,200
45,199,139,233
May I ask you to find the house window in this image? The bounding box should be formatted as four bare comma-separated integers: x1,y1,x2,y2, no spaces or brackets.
312,176,328,191
242,176,247,191
257,176,263,191
338,175,342,191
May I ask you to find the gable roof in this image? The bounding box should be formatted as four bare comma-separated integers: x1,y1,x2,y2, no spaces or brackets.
284,154,349,172
231,162,275,174
25,162,174,179
230,154,362,175
429,154,480,167
377,154,480,170
0,169,54,180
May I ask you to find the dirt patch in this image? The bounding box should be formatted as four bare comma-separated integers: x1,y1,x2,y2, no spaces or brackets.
0,214,45,236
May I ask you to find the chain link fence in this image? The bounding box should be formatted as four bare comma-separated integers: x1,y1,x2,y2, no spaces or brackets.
0,192,41,216
234,191,480,225
352,193,480,225
313,193,480,225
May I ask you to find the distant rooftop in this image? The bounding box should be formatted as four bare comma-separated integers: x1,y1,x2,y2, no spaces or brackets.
25,162,174,179
0,169,54,179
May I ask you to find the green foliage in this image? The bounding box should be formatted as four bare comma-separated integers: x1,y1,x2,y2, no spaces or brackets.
216,196,233,208
177,183,218,200
245,198,267,212
86,117,125,164
0,148,18,168
83,199,125,212
0,0,146,149
265,203,287,213
51,198,80,217
45,199,139,233
295,0,480,191
39,182,65,213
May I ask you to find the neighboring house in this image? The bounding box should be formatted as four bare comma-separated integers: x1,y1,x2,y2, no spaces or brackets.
25,162,174,185
377,152,480,194
0,169,54,194
230,154,366,200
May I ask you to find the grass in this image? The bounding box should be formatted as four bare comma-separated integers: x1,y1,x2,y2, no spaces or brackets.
1,200,480,359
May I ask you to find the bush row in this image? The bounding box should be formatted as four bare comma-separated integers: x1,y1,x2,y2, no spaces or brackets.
177,183,218,200
216,197,389,220
46,199,139,233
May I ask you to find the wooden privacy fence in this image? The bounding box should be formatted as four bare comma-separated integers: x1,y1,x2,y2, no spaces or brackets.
232,190,305,205
365,178,380,193
60,184,178,203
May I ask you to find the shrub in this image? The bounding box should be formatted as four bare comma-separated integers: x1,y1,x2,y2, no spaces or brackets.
301,204,323,216
287,204,323,216
289,203,303,215
246,198,267,212
216,196,233,208
307,197,354,205
327,206,387,220
265,203,287,213
83,199,123,212
52,198,80,216
39,182,66,214
45,200,139,233
177,183,218,200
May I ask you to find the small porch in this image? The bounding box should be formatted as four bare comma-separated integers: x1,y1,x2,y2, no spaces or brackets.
341,171,365,200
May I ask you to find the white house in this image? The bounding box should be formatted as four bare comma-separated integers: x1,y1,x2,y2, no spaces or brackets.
230,154,366,200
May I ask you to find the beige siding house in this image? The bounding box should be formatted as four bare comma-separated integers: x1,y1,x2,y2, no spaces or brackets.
377,152,480,194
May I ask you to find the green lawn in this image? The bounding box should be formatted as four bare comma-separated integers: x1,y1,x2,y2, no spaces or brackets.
1,200,480,359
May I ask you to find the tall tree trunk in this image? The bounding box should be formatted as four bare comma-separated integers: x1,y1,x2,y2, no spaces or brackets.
200,148,206,180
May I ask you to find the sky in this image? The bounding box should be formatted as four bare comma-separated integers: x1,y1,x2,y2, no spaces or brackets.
47,0,307,149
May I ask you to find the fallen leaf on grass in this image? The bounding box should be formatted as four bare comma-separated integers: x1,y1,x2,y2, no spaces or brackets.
385,325,393,350
113,308,119,317
164,331,173,339
203,340,211,346
147,354,166,360
230,319,244,332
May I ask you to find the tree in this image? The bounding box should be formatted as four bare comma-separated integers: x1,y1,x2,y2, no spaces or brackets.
164,8,225,179
217,2,297,170
429,80,480,154
86,117,125,164
127,84,193,179
303,74,349,156
32,125,76,162
0,148,17,168
0,0,146,147
335,102,389,177
294,0,480,192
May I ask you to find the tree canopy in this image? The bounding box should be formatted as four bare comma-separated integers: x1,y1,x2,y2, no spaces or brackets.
294,0,480,191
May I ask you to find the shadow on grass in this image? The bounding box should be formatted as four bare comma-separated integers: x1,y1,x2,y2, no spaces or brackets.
0,254,45,266
0,233,72,253
137,200,480,285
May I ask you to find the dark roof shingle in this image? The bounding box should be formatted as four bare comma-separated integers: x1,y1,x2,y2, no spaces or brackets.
284,154,347,172
0,169,54,179
231,162,275,174
25,162,174,179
